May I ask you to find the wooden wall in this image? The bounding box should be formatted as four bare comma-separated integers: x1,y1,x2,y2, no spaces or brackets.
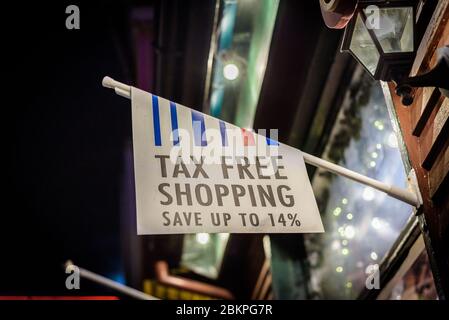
387,0,449,299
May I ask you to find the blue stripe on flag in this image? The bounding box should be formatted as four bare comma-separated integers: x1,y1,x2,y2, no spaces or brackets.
152,95,162,146
219,121,227,146
170,101,179,146
266,130,279,146
266,137,279,146
191,111,207,146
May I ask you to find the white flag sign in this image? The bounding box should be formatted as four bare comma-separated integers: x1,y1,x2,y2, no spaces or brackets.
131,86,324,234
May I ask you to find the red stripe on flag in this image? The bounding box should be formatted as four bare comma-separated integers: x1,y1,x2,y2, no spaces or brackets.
241,128,255,146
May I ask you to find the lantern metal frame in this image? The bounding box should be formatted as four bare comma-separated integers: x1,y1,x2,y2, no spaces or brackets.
341,0,417,82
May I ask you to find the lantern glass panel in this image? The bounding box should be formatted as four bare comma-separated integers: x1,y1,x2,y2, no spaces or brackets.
363,7,414,53
350,14,380,75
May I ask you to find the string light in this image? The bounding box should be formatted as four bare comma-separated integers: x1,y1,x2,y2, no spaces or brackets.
344,225,356,239
332,240,341,250
374,120,384,130
223,63,239,80
371,217,382,229
196,233,210,245
362,187,375,201
333,207,342,216
387,132,398,148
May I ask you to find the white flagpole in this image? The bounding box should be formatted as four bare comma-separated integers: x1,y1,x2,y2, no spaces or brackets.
103,76,131,98
65,260,158,300
101,76,421,208
300,152,420,207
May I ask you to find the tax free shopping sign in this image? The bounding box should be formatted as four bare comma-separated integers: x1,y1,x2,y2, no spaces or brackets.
131,86,324,234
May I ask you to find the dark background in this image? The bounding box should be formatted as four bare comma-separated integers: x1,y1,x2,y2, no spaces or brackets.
3,1,134,295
